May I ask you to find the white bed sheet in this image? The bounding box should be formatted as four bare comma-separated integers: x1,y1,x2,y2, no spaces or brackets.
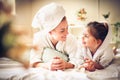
0,53,120,80
0,58,89,80
86,53,120,80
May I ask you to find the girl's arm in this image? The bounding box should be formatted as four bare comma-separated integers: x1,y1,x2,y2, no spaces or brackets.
94,62,104,69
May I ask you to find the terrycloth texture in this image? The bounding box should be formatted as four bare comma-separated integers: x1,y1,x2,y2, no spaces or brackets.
32,2,65,32
86,53,120,80
30,31,78,65
75,23,114,68
42,48,69,62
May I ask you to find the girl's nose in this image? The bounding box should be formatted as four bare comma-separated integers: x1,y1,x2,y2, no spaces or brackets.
81,35,84,40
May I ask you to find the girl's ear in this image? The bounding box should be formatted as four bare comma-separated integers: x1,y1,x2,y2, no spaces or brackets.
97,39,102,45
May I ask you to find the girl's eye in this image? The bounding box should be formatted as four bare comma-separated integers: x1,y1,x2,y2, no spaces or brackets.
85,35,88,37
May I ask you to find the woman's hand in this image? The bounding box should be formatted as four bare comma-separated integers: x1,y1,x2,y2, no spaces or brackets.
50,57,66,71
34,57,74,71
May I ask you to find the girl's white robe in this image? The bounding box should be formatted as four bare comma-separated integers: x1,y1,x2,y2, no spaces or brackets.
74,23,114,68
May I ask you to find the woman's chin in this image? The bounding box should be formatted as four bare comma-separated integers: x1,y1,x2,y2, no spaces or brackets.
60,38,67,41
82,44,86,47
60,39,66,42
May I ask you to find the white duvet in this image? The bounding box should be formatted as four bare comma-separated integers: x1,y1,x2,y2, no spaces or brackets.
0,53,120,80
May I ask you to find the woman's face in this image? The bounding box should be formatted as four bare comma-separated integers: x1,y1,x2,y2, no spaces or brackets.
81,28,99,49
50,18,68,41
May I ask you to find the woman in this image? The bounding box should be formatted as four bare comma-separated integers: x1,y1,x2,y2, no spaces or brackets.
30,3,77,71
76,21,114,71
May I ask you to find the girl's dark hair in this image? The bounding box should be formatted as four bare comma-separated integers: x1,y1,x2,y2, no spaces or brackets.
87,21,108,42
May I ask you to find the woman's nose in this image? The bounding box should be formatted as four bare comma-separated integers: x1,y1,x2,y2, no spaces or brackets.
66,30,69,35
64,28,69,35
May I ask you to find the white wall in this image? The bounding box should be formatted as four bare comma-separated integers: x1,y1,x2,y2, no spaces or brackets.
15,0,120,42
31,0,99,25
15,0,120,27
99,0,120,23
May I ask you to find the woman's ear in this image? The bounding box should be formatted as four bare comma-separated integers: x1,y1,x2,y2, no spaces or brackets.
49,29,55,34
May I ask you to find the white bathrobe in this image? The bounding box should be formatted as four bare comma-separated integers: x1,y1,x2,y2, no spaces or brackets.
30,31,78,65
74,23,114,68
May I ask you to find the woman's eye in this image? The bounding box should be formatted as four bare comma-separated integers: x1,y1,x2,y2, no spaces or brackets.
83,34,88,38
59,28,67,33
60,30,64,33
85,35,88,37
60,29,65,33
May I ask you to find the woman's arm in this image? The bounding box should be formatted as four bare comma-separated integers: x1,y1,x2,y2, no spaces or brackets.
32,57,74,71
33,62,51,69
65,62,75,69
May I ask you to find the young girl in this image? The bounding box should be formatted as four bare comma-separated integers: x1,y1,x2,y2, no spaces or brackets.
76,21,114,71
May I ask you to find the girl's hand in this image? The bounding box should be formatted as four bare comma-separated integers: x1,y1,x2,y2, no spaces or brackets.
83,58,96,71
83,62,95,71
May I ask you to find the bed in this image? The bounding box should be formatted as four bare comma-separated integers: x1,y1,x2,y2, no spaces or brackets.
0,53,120,80
86,52,120,80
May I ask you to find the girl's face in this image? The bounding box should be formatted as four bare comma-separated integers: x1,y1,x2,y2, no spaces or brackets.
81,28,100,49
50,18,68,42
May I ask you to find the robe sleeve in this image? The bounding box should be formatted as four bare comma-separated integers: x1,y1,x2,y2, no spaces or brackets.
99,46,114,67
30,32,44,65
70,42,85,68
64,34,83,68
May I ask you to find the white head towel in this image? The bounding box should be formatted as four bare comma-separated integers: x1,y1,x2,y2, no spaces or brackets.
32,2,65,32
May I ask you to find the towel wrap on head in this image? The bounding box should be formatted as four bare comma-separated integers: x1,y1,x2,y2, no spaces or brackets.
32,2,65,32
